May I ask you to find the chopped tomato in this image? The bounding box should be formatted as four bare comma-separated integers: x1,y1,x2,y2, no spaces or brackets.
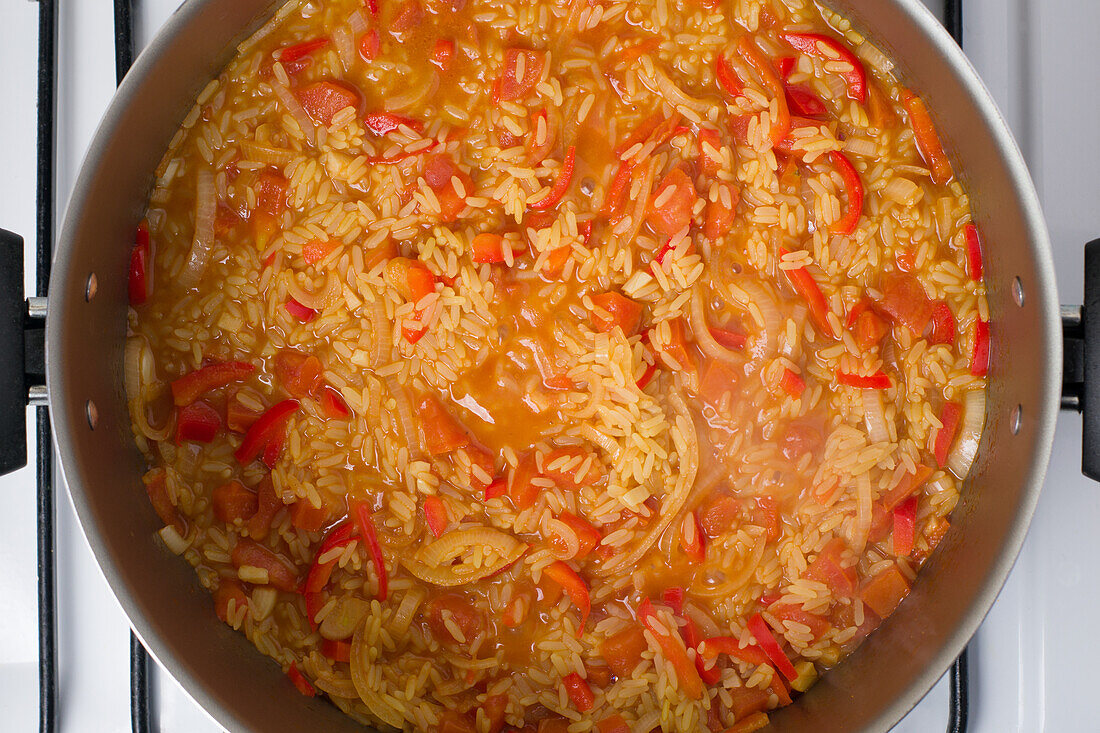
496,48,546,101
597,714,630,733
542,245,571,278
866,80,897,129
893,495,917,557
542,447,605,489
697,128,725,178
662,318,693,370
562,672,594,712
861,563,911,619
699,359,741,407
770,604,830,640
290,500,329,533
754,496,781,542
779,368,805,399
637,599,703,700
319,386,350,420
213,579,248,624
423,154,473,221
806,538,856,597
589,292,643,336
780,248,834,337
212,480,258,524
829,151,863,235
737,35,790,146
646,168,698,237
171,361,255,406
837,370,891,389
879,271,934,335
600,624,648,678
417,394,470,455
129,223,150,306
964,223,983,281
231,538,299,591
543,561,590,635
928,301,956,345
278,37,329,64
855,309,890,350
302,238,338,264
555,512,602,560
472,232,506,263
423,496,449,537
430,38,455,71
715,53,743,96
437,712,477,733
902,89,953,184
358,29,381,61
247,476,281,540
425,593,485,644
881,464,933,511
175,400,222,444
460,444,495,488
226,391,260,434
508,452,540,510
529,146,576,210
390,0,424,32
680,511,706,563
480,695,508,733
234,399,299,466
780,32,867,102
700,496,741,538
971,319,990,376
296,80,361,126
704,183,740,240
484,478,507,501
934,401,962,467
273,350,323,399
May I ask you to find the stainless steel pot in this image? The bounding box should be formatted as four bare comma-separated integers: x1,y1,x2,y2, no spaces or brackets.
29,0,1065,730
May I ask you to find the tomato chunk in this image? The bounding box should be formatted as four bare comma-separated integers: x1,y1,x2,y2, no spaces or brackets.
231,538,299,591
212,480,258,523
600,624,648,678
589,292,643,336
496,48,546,101
861,563,911,619
647,168,698,237
296,80,361,126
879,271,934,335
213,579,248,624
426,593,485,644
806,538,856,598
417,394,471,455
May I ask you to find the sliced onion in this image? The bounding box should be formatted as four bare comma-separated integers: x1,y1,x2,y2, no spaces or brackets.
689,288,744,366
547,518,580,560
271,80,316,146
641,63,710,114
723,277,781,364
333,26,355,71
350,622,407,729
403,528,527,586
852,472,872,553
320,596,371,640
347,9,368,34
125,336,172,442
384,373,422,458
862,389,890,444
240,141,294,165
250,587,278,621
286,274,338,311
390,587,426,635
386,70,439,113
947,389,985,479
371,297,392,367
178,168,216,289
690,531,765,598
621,158,656,249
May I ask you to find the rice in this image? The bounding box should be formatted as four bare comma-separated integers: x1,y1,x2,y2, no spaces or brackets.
125,0,988,730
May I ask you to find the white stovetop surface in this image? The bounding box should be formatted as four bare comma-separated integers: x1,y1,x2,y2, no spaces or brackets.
0,0,1097,730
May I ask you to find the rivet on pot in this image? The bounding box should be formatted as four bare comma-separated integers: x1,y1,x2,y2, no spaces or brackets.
86,400,99,430
1012,276,1024,307
1010,404,1022,435
85,273,98,302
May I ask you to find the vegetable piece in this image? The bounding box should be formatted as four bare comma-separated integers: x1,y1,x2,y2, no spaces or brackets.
779,368,805,399
736,35,790,146
246,476,281,540
779,248,834,337
636,362,658,390
893,496,917,557
542,447,606,489
529,146,576,210
662,317,693,370
774,55,796,79
557,512,602,560
423,154,473,222
600,161,633,219
472,233,506,263
543,561,590,635
507,453,539,510
715,53,743,96
562,672,594,712
284,298,317,323
480,695,508,733
934,401,962,467
727,712,771,733
971,320,990,376
785,84,828,118
699,636,769,667
779,32,867,102
351,500,388,601
437,712,477,733
881,464,933,511
646,168,698,237
837,371,891,389
747,613,798,681
363,111,422,136
484,478,507,502
176,400,222,444
321,639,352,663
697,128,725,178
320,386,350,419
231,538,299,591
287,663,316,697
128,223,150,306
430,38,455,71
770,605,830,641
860,563,911,618
390,0,424,32
302,238,338,264
423,496,449,537
144,469,186,535
704,184,740,240
290,500,329,533
854,308,890,350
879,271,935,335
426,594,487,645
278,37,329,63
680,511,706,563
597,715,631,733
637,599,703,699
296,80,361,126
395,258,438,343
590,292,644,336
171,361,255,406
358,29,380,61
417,394,470,455
806,538,856,597
727,686,771,720
212,480,258,524
600,625,648,677
700,495,740,538
928,301,956,346
902,89,954,184
496,48,546,101
213,579,248,624
273,350,324,398
829,151,864,235
661,586,685,615
302,521,355,595
234,399,299,466
964,223,984,281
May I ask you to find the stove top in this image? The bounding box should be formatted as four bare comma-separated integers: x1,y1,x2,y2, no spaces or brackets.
0,0,1096,730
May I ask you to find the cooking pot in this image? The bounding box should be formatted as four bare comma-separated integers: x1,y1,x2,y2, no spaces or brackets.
0,0,1075,729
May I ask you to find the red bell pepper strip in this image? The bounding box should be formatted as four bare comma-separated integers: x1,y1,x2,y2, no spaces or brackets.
302,521,355,595
176,400,221,444
352,500,389,601
934,401,962,467
562,672,594,712
484,478,507,501
678,617,721,686
747,613,798,682
422,496,449,537
279,38,329,63
964,223,983,281
636,362,658,390
902,89,954,184
893,495,917,557
779,248,834,338
775,55,796,80
320,386,351,419
287,662,316,697
779,32,867,103
737,36,789,147
171,361,255,406
234,399,299,465
837,370,892,389
544,561,590,635
715,53,743,96
710,326,747,350
528,146,576,210
129,223,150,306
971,319,990,376
680,511,706,563
661,586,685,615
928,301,956,346
637,598,704,699
779,368,805,399
363,111,422,136
699,636,770,667
829,151,863,235
600,160,632,219
285,298,317,323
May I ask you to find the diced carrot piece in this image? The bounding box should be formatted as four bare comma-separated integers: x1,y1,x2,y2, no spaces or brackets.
590,292,643,336
416,394,470,455
861,563,911,619
231,538,299,591
212,480,258,524
727,686,771,720
296,80,361,126
600,625,648,678
647,168,698,237
273,349,324,399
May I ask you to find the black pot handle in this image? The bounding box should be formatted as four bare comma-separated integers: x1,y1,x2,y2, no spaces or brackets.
0,228,46,476
1061,239,1100,479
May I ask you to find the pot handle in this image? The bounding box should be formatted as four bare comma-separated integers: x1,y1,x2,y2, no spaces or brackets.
1061,239,1100,479
0,228,45,477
